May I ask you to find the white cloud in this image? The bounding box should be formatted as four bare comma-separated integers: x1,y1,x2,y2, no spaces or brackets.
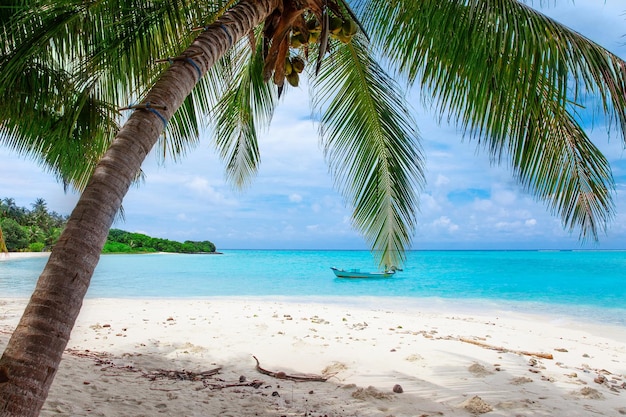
289,193,303,203
185,176,232,205
434,174,450,187
433,216,459,233
420,193,441,213
495,221,518,230
492,188,517,206
471,199,494,212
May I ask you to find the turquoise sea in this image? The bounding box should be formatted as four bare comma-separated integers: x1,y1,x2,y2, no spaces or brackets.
1,250,625,326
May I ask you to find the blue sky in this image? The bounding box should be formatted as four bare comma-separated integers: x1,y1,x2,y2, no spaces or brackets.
2,1,626,251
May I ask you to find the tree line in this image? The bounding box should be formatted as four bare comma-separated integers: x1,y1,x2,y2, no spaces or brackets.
104,228,216,254
0,197,67,252
0,197,216,254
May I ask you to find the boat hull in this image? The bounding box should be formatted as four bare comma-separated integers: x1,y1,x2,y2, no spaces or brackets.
330,267,395,279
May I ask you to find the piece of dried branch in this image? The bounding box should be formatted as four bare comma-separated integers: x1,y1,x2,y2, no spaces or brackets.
252,355,328,382
459,337,554,360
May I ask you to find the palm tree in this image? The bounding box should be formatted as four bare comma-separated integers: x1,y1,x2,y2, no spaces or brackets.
1,0,625,415
0,199,7,253
0,227,6,253
1,198,23,252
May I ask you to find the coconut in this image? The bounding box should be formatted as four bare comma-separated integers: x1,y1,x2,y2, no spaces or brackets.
285,57,293,76
306,18,321,33
291,56,305,73
342,19,358,36
290,33,305,48
337,34,352,44
286,71,299,87
329,16,343,34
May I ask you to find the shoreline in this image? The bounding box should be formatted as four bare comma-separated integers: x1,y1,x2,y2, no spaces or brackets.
0,251,51,261
1,297,624,416
1,251,624,327
0,251,223,261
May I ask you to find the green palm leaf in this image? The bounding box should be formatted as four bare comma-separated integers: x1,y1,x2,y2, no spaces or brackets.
211,31,277,187
358,0,625,240
0,0,236,185
511,96,614,239
312,34,425,268
0,60,118,189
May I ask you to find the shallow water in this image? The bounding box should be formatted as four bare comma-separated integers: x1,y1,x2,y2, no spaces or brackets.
1,250,624,325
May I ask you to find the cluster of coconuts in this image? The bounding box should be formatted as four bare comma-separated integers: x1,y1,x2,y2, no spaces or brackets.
328,15,358,44
289,18,320,48
283,14,358,87
284,56,305,86
290,15,358,48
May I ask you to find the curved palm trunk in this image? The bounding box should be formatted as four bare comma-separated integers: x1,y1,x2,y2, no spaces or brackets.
0,0,279,415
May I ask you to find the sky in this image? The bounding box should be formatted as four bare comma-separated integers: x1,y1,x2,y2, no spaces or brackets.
2,1,626,251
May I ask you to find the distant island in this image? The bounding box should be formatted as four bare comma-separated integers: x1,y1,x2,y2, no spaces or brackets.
1,197,217,254
104,229,216,254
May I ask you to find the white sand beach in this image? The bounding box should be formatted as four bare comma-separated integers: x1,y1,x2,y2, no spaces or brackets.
1,297,625,416
0,251,51,261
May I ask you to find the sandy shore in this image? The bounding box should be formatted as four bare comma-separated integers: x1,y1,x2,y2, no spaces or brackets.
0,251,51,261
1,297,625,416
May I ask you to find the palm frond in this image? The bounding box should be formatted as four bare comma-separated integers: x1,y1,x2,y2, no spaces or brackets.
77,0,228,163
0,61,118,190
0,0,238,187
155,95,201,162
358,0,624,240
76,0,217,104
312,34,424,268
511,92,614,239
211,30,277,188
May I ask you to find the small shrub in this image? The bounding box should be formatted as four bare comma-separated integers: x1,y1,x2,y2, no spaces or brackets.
28,242,45,252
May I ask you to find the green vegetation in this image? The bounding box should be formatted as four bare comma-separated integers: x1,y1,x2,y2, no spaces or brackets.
0,197,216,254
0,197,66,252
103,229,216,254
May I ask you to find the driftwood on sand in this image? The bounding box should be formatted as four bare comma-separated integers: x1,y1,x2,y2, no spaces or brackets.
203,379,265,390
144,367,222,382
253,355,329,382
459,337,554,360
66,348,223,381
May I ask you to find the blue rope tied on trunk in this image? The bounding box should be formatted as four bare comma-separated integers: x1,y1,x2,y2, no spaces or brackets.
144,102,167,128
185,57,202,79
219,24,232,45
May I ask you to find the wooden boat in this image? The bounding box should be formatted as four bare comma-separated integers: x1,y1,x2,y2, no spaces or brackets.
330,267,395,279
